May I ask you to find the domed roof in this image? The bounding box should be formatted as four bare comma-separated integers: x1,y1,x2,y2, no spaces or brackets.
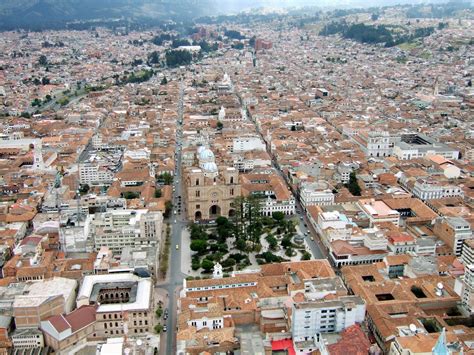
199,148,215,162
202,162,218,173
197,145,206,154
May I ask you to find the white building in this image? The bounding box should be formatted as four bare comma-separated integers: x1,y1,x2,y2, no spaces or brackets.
11,328,44,349
412,179,463,200
260,195,296,216
462,240,474,267
25,277,77,314
393,133,460,160
89,209,163,254
232,136,266,153
291,296,365,352
79,163,115,186
462,264,474,314
357,199,400,227
299,182,335,208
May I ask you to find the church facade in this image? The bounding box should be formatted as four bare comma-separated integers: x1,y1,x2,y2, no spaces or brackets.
184,146,240,221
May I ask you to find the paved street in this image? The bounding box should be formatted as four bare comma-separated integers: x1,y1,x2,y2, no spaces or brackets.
246,104,326,260
157,80,187,355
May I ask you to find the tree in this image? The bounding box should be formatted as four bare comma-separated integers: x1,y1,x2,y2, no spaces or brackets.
216,121,223,130
158,172,173,185
38,55,48,66
190,240,207,254
165,49,192,68
221,257,236,268
122,191,139,199
79,184,90,194
148,51,160,65
231,42,244,50
301,251,312,260
249,36,256,47
154,324,163,334
154,189,162,198
266,235,278,250
272,211,285,222
201,258,214,272
31,98,42,107
189,224,208,240
224,30,245,40
164,201,173,218
41,77,50,85
216,216,229,226
347,171,362,196
155,307,163,318
281,236,292,249
371,13,380,21
171,38,191,48
161,76,168,85
234,238,247,251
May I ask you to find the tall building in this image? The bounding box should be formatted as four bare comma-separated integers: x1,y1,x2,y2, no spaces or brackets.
89,209,163,254
184,146,240,221
434,216,472,256
461,264,474,314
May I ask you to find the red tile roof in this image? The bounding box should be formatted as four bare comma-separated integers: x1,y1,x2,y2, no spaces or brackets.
327,324,371,355
45,305,96,334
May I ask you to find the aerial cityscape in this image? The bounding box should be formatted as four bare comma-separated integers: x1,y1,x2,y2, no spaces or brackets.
0,0,473,354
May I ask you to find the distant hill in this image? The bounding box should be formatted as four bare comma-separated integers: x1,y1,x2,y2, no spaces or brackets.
0,0,212,30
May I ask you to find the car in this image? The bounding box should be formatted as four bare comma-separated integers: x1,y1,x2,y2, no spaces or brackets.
174,219,177,223
163,314,168,320
174,210,177,215
175,244,179,250
164,308,169,315
300,216,303,220
163,325,167,332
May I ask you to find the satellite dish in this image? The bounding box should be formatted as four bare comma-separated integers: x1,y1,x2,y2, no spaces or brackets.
136,339,143,346
437,282,444,290
124,349,131,355
409,324,417,333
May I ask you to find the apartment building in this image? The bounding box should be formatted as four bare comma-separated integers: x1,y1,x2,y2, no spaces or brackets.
79,163,115,186
434,216,472,256
291,296,365,352
89,209,163,254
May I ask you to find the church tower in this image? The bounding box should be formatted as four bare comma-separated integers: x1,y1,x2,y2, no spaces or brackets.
31,141,44,170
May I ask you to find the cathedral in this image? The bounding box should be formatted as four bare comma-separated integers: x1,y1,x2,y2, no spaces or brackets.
184,145,240,221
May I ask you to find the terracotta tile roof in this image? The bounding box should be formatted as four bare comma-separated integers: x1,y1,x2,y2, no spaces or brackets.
47,314,70,333
327,324,371,355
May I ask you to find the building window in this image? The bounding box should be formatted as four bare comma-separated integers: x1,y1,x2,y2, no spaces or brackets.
196,190,200,197
195,179,200,186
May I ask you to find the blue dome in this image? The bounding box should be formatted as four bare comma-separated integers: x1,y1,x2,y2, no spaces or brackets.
202,162,218,173
199,148,215,162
